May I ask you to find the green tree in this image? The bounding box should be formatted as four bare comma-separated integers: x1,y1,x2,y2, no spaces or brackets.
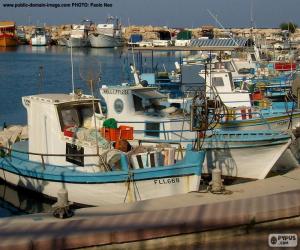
280,22,298,33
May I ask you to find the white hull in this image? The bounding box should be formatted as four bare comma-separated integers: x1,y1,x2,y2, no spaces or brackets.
89,33,124,48
66,37,89,48
202,140,295,179
31,36,48,46
0,171,201,206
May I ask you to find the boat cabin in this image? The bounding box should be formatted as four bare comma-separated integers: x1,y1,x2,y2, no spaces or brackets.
22,93,107,169
199,70,252,108
0,21,16,35
100,85,166,118
70,24,89,38
100,85,194,142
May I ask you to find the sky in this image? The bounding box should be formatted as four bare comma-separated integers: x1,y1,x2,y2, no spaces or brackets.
0,0,299,28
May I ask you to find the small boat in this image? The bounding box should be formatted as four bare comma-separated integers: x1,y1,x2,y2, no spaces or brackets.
30,27,49,46
0,93,205,206
0,21,18,47
16,28,27,45
66,20,92,48
89,17,124,48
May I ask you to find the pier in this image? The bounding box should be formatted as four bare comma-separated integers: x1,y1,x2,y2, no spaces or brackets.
0,168,299,249
130,46,240,51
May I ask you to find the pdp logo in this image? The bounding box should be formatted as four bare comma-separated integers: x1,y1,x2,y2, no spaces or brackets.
268,234,298,247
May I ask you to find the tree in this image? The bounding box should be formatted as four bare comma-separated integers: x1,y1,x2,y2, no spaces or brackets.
279,22,298,33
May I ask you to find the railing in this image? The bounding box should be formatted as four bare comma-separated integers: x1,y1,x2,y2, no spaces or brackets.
0,145,109,171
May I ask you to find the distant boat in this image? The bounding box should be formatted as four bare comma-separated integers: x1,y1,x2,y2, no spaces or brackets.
16,28,27,45
66,20,92,48
89,17,124,48
0,21,18,47
30,27,49,46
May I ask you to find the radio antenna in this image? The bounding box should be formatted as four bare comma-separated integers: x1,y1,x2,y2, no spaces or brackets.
207,9,239,47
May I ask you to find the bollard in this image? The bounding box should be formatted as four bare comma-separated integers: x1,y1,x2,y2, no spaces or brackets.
52,188,73,219
56,188,69,207
209,168,225,193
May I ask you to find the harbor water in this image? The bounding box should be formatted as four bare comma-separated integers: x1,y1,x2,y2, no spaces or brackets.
0,46,190,216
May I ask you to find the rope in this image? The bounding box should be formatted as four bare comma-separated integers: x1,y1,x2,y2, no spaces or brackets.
123,171,141,203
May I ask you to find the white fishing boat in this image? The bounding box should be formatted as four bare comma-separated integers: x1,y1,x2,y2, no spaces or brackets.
30,27,49,46
89,17,124,48
66,21,92,48
99,83,297,179
0,93,205,206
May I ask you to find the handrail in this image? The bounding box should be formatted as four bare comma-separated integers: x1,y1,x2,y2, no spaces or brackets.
117,119,189,124
0,145,100,157
0,144,110,171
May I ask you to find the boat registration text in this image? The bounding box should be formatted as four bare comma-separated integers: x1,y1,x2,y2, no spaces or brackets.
154,177,180,184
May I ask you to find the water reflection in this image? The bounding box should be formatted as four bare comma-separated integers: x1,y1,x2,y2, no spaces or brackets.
0,47,18,53
0,179,53,217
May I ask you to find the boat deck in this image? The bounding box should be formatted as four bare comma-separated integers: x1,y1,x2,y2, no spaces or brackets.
0,167,299,249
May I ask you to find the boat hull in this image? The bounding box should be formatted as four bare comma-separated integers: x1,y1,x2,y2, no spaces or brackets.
31,36,48,46
0,35,18,47
202,139,295,179
0,170,201,206
89,33,124,48
66,37,89,47
219,113,300,131
0,142,204,206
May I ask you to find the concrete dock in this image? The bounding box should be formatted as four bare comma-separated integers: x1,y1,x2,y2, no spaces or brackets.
0,169,300,249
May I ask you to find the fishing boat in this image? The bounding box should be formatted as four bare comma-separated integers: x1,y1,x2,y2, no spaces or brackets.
89,17,124,48
99,83,297,179
0,93,205,206
0,21,18,47
30,27,49,46
16,27,27,45
66,20,92,48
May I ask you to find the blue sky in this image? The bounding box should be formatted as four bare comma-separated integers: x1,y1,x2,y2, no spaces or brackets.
0,0,299,28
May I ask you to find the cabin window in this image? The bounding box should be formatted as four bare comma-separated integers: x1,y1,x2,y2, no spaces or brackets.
61,108,80,127
224,62,235,72
212,77,224,87
114,98,124,114
145,122,160,137
58,102,100,131
66,143,84,166
250,53,257,62
133,94,144,111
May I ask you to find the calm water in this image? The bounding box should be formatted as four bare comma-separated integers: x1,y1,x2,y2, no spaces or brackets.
0,45,190,216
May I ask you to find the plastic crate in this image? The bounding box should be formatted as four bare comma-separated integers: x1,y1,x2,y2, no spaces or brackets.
251,92,263,100
64,126,75,137
119,125,134,140
101,127,120,141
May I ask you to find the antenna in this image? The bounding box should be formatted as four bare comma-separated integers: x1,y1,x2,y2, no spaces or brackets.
207,9,239,47
70,43,75,94
250,0,255,29
127,17,140,85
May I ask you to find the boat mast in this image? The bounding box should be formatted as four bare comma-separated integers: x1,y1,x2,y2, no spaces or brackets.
71,43,75,94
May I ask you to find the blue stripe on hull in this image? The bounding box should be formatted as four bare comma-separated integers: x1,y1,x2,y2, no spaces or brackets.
0,145,204,184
